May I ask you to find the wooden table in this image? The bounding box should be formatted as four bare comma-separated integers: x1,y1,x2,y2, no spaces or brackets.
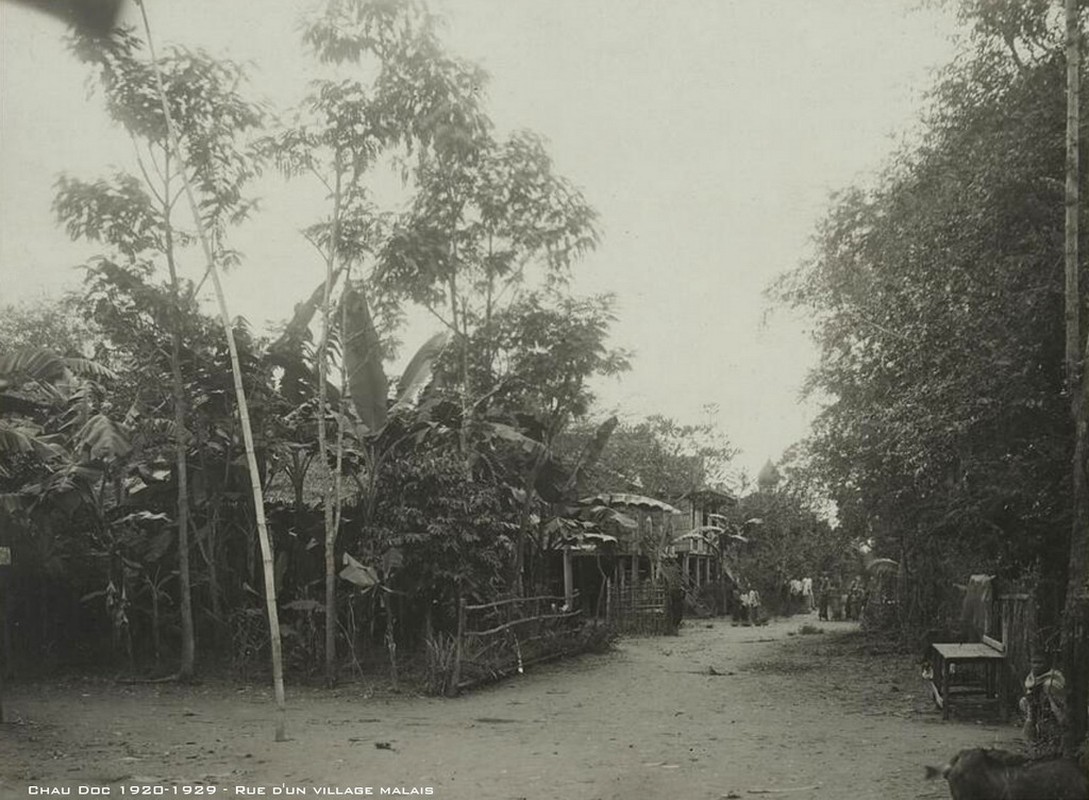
929,641,1008,720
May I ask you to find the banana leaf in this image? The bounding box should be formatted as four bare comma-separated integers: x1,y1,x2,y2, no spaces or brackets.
339,552,379,589
269,273,342,355
392,332,448,413
567,414,617,492
74,414,131,461
341,284,388,433
0,348,67,391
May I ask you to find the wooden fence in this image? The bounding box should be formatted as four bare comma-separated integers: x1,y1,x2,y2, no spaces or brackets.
996,592,1033,698
996,591,1088,748
448,592,585,694
606,581,677,636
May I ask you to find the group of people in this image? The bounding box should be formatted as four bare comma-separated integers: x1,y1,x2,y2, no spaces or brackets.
731,587,762,626
728,574,868,626
784,577,814,614
816,575,868,621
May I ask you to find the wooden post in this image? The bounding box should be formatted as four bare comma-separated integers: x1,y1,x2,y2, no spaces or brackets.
941,658,951,720
605,577,611,622
563,549,575,610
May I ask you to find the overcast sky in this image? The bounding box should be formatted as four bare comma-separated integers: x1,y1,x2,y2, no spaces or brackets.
0,0,962,483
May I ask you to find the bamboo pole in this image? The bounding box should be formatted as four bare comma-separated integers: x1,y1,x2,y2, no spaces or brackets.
136,0,286,741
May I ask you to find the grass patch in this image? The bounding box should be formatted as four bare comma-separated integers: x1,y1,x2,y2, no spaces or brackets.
798,624,824,635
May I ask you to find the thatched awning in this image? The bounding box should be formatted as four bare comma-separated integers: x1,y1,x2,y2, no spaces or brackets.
560,531,619,551
580,493,680,514
681,487,738,507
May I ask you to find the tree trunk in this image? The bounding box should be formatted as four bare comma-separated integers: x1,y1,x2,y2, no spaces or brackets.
447,266,475,482
204,516,223,648
513,457,544,597
1066,0,1083,402
163,177,195,682
149,572,161,667
290,451,310,594
138,0,286,742
195,451,224,648
384,592,398,689
320,164,344,688
1061,0,1089,759
0,566,7,723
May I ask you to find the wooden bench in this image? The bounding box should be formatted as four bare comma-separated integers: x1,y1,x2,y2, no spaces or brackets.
928,638,1008,720
926,575,1011,720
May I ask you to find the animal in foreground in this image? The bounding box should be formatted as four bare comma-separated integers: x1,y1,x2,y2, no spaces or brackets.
925,748,1088,800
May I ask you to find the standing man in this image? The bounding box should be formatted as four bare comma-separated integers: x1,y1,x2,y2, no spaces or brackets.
817,574,831,621
749,588,762,626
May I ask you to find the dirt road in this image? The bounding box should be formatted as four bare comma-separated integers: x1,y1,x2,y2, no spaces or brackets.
0,615,1022,800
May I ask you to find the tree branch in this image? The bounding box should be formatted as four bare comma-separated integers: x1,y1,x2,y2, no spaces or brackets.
131,138,166,206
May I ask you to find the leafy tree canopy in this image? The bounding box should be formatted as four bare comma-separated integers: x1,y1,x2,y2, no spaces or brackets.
773,0,1081,586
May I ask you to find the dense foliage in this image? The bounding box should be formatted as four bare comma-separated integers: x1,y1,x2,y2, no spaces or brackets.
0,0,647,686
775,2,1083,638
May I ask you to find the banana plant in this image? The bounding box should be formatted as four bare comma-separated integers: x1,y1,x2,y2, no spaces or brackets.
339,282,448,509
484,413,632,593
1,347,129,717
0,348,115,463
1,347,125,500
308,280,447,683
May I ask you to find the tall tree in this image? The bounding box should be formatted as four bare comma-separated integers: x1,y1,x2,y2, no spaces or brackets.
131,0,287,738
775,0,1086,661
55,26,263,681
379,129,599,470
266,0,486,684
377,127,602,599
